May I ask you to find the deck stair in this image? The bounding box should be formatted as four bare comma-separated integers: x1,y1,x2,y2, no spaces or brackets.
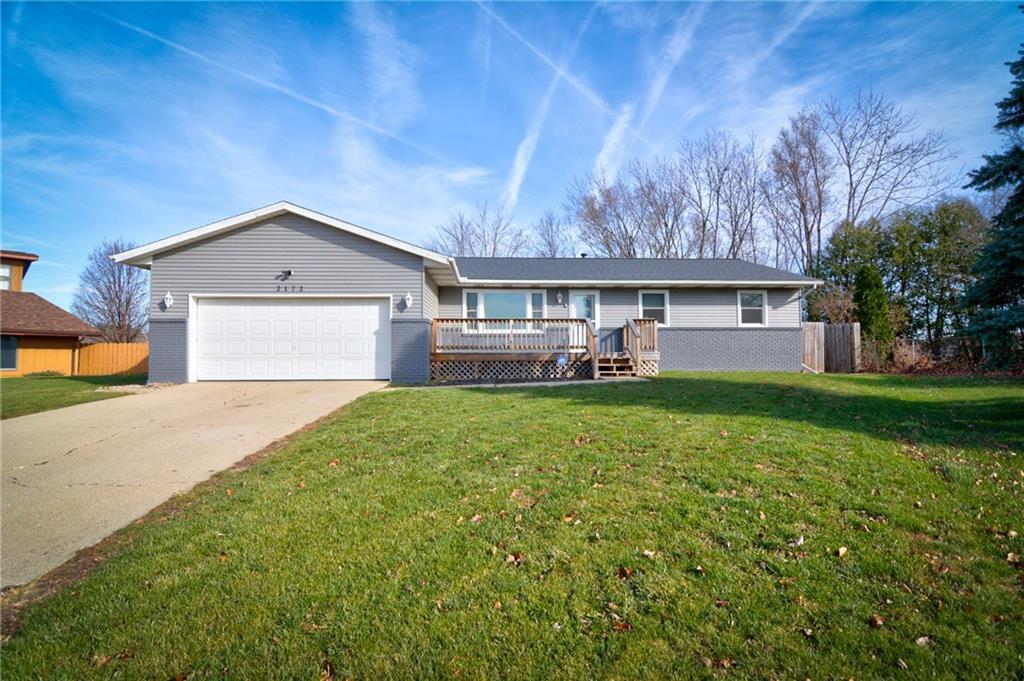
597,353,637,377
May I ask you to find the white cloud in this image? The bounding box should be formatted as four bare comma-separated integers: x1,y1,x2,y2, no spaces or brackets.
350,3,425,130
593,105,635,179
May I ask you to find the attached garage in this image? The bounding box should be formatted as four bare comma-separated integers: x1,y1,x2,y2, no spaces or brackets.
193,297,391,381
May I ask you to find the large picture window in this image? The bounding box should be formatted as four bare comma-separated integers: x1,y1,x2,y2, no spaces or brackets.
738,290,767,326
1,335,18,370
638,290,669,325
463,290,545,319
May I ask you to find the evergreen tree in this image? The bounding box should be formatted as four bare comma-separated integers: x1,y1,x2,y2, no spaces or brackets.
854,265,893,342
964,14,1024,367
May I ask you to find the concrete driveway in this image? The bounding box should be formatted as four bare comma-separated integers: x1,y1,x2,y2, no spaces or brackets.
1,381,383,588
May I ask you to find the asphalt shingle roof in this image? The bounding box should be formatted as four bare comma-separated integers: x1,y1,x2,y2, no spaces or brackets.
453,258,816,284
0,291,100,337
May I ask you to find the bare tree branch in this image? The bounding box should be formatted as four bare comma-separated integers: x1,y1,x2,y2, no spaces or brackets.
71,239,149,342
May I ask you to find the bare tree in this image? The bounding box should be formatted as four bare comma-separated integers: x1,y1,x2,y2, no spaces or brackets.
428,203,529,256
821,91,954,225
764,109,836,275
564,171,650,257
721,135,767,260
531,210,577,257
679,132,730,258
72,239,148,342
628,158,688,257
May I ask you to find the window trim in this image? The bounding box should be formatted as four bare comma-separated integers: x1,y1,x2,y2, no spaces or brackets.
569,289,600,328
737,289,768,327
461,289,547,319
0,264,11,291
637,289,670,326
1,335,18,371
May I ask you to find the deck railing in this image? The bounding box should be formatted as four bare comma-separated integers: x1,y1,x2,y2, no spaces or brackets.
432,318,595,354
634,318,659,354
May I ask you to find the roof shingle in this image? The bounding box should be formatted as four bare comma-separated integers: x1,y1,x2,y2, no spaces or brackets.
0,291,100,337
453,257,817,284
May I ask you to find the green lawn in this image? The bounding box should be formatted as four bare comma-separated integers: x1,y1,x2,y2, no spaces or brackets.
2,373,1022,678
0,374,147,419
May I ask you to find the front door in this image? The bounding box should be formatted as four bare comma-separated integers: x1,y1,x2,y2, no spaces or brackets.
569,291,599,327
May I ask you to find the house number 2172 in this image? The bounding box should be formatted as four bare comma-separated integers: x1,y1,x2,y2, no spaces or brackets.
276,285,304,292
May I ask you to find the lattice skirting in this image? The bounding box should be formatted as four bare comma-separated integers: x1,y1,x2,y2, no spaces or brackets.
430,359,593,384
638,359,659,376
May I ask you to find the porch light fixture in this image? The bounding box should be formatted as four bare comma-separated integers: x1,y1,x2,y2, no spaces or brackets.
403,292,413,308
556,291,563,305
162,291,174,308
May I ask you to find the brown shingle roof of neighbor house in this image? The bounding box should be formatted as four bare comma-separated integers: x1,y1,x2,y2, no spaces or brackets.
0,291,99,337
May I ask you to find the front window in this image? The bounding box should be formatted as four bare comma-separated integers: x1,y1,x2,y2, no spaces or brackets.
1,335,17,370
463,290,545,319
0,264,11,290
639,291,668,325
738,290,767,326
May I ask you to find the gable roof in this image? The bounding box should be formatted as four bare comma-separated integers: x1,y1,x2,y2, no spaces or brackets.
113,201,450,267
452,257,819,286
0,291,100,337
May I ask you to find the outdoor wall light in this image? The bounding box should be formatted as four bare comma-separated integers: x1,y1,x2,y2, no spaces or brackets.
162,291,174,308
404,292,414,308
556,291,563,305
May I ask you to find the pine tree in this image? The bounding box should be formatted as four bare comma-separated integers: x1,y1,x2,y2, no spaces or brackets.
964,11,1024,367
853,265,893,342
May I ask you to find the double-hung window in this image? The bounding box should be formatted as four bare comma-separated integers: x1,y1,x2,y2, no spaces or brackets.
738,290,767,326
639,290,669,325
0,264,11,291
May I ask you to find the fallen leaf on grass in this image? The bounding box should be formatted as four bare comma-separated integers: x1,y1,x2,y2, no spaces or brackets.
869,614,885,628
715,599,730,608
297,481,306,489
1008,552,1020,565
563,513,576,523
758,510,766,521
612,621,632,632
218,552,228,562
470,514,483,524
616,566,634,580
896,658,908,670
719,431,729,438
321,659,336,680
915,636,932,647
704,658,736,669
642,549,656,559
505,553,524,566
836,546,848,558
225,488,233,497
328,459,339,467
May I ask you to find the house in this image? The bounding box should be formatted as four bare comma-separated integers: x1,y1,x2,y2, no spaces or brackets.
114,202,820,384
0,250,100,376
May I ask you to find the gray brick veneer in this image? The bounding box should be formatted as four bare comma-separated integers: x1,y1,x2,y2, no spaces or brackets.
391,318,431,384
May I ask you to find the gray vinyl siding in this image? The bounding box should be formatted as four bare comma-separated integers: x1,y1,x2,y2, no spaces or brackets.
423,272,439,319
149,215,425,320
436,286,802,328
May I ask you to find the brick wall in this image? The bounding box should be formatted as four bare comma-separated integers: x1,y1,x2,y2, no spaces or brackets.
658,328,802,372
391,318,431,384
148,320,188,383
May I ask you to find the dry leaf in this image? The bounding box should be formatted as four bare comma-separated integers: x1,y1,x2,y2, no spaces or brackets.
218,551,228,562
758,510,766,521
494,601,502,610
694,565,705,576
1008,552,1020,564
226,488,233,497
470,514,484,524
837,546,848,558
616,566,634,580
328,459,339,467
915,636,932,647
869,614,885,628
896,658,908,670
563,513,576,523
642,549,656,559
611,621,632,632
505,552,524,566
297,481,306,489
719,431,729,438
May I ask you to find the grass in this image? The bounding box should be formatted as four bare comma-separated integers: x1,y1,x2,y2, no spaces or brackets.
0,374,147,419
2,372,1022,679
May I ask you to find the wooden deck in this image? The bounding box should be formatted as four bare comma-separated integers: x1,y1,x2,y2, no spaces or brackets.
430,318,658,383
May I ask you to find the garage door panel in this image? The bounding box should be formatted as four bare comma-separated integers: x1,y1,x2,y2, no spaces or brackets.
196,298,390,380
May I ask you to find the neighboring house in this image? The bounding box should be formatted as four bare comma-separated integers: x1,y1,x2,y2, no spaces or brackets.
114,202,820,384
0,250,99,376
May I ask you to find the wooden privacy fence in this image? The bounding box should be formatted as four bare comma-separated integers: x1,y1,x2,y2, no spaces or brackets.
802,322,860,373
76,342,149,376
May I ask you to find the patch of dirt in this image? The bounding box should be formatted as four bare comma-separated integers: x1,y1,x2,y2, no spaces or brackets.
93,383,172,394
0,406,347,640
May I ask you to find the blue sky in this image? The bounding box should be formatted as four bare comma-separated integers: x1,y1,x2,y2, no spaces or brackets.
1,1,1018,310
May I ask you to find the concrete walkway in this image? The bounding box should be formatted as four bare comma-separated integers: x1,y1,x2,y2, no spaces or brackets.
1,381,383,588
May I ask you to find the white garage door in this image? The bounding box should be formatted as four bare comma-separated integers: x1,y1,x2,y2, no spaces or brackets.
195,298,390,380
